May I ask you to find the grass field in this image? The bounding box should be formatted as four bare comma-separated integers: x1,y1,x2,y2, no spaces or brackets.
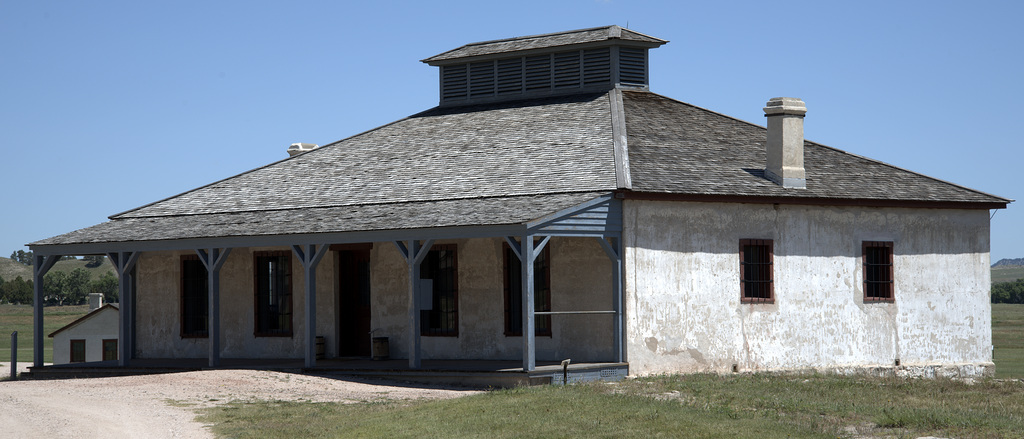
199,304,1024,439
992,265,1024,284
199,374,1024,439
992,303,1024,379
0,257,114,283
0,304,91,364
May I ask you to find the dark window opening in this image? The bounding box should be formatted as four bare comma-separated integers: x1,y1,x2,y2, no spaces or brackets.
863,241,894,302
180,255,208,338
740,239,774,303
420,245,458,337
254,251,293,337
503,242,552,336
70,339,86,363
102,339,118,361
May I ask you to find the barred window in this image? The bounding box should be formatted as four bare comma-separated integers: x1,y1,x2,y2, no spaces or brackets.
503,242,551,337
254,251,293,337
180,255,208,338
740,239,774,303
863,241,894,301
421,245,459,337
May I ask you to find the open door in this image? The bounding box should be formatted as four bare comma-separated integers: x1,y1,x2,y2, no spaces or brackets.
337,249,372,356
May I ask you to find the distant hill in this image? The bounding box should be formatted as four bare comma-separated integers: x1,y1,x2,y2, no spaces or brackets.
993,258,1024,268
0,257,115,282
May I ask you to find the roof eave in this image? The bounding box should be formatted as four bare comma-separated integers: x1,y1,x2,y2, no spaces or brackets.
616,191,1010,210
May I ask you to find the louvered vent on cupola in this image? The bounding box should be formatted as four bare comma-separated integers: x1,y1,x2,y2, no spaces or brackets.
423,26,667,106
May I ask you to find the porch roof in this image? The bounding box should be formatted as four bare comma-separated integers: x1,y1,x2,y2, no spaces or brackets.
30,191,613,254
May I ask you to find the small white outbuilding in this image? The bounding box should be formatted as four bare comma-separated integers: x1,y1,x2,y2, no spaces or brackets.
48,304,119,364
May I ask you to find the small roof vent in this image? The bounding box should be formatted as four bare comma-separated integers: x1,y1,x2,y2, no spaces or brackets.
287,143,319,157
423,26,667,106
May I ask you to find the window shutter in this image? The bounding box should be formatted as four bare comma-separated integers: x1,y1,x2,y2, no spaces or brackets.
442,64,467,100
582,48,611,86
553,51,582,89
496,58,524,95
469,61,495,97
619,47,647,85
525,55,552,92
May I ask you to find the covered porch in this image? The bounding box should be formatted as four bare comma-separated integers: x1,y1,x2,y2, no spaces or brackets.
29,193,627,380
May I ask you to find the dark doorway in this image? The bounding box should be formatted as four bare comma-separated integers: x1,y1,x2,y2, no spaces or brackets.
337,249,372,356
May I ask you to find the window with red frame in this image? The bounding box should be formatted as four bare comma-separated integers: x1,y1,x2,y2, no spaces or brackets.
863,241,894,301
740,239,774,303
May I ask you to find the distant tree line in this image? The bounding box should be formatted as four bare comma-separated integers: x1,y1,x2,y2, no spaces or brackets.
1,254,118,305
992,278,1024,304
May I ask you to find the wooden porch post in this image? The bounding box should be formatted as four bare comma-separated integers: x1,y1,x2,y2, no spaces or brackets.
107,251,140,367
32,254,61,368
292,244,330,368
196,248,231,368
394,239,433,369
521,235,536,372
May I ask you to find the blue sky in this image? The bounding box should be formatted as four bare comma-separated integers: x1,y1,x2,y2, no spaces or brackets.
2,1,1021,262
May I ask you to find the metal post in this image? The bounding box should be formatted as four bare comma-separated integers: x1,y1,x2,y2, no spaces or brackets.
597,236,625,364
10,331,16,381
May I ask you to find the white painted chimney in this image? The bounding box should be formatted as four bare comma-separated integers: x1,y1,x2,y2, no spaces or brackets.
88,293,104,310
763,97,807,189
287,143,319,156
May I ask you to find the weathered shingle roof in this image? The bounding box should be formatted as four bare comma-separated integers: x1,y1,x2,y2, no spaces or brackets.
422,25,666,63
622,91,1009,204
31,88,1009,249
114,93,617,219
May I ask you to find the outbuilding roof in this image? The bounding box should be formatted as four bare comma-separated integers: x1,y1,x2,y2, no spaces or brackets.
48,304,119,338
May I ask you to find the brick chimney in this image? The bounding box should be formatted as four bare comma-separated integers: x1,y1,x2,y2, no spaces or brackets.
763,97,807,189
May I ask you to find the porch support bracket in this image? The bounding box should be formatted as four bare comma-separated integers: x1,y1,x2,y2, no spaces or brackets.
32,254,61,367
107,251,141,367
196,248,232,368
596,236,624,363
394,239,434,369
292,244,330,368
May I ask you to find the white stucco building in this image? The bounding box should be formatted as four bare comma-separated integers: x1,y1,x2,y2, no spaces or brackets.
49,304,119,365
28,26,1010,380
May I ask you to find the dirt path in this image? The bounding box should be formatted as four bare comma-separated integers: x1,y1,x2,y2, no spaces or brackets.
0,368,481,438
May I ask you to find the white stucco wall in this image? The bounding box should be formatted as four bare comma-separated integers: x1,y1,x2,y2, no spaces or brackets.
51,306,119,364
624,200,993,376
133,238,613,362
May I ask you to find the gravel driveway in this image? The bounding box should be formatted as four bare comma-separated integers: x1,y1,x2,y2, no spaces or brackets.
0,364,481,438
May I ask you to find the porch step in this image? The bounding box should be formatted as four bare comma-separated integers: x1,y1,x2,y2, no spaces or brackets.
310,362,628,388
23,365,200,380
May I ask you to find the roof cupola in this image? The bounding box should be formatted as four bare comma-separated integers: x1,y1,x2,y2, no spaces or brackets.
423,25,667,106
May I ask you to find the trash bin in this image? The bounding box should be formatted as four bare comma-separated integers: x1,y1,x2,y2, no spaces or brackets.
371,337,389,360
